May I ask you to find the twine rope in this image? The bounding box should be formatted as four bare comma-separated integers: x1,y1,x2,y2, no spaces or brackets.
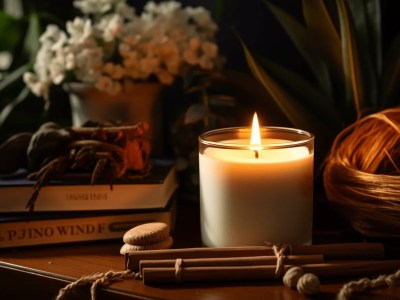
56,270,141,300
266,243,290,278
175,258,183,283
336,269,400,300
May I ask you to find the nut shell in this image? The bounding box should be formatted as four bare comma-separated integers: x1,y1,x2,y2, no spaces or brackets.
297,273,320,296
283,266,305,289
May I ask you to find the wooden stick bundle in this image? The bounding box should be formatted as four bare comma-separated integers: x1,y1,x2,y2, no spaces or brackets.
142,260,400,284
125,243,385,271
139,255,324,273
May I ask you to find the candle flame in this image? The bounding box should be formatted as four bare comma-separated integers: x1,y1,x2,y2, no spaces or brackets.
250,113,262,155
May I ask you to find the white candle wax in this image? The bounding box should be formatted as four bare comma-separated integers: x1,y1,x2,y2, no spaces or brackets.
199,138,314,247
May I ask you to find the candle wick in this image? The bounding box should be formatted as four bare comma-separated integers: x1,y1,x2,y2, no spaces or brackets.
253,150,259,159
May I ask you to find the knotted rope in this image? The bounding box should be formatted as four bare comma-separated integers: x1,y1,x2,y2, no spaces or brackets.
56,270,141,300
266,243,290,278
175,258,183,283
336,269,400,300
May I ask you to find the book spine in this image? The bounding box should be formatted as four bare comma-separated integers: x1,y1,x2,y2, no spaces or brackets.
0,168,178,212
0,211,173,248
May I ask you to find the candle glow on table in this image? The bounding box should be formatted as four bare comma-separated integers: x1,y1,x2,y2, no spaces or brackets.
199,114,314,247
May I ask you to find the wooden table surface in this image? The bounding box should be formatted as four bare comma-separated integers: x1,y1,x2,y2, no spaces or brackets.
1,201,400,300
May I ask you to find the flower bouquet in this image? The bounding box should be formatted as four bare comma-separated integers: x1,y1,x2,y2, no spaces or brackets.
23,0,221,107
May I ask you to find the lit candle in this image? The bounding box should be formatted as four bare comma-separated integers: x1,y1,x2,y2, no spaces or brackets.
198,113,314,247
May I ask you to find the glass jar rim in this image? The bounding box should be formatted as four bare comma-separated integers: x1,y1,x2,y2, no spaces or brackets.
198,126,314,150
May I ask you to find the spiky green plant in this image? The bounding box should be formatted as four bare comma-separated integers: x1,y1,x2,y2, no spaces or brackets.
239,0,400,150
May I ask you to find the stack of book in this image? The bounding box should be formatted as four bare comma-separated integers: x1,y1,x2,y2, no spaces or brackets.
0,160,178,248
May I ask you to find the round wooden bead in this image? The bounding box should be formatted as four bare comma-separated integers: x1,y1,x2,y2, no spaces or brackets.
283,266,305,289
120,236,173,254
123,222,170,245
297,273,320,296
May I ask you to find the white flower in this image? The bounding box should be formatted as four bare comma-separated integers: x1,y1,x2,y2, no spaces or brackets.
51,32,67,51
96,13,124,42
73,0,123,15
185,6,217,34
65,51,75,70
115,2,136,20
49,61,66,84
74,47,103,82
23,72,49,99
24,0,222,102
66,17,93,45
39,25,63,44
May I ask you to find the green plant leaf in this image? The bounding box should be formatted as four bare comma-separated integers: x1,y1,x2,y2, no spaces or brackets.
0,87,30,128
0,63,28,92
237,35,332,138
259,55,342,130
22,12,41,62
363,0,382,75
347,0,380,109
302,0,343,79
336,0,364,117
0,11,23,52
264,0,332,100
214,0,225,22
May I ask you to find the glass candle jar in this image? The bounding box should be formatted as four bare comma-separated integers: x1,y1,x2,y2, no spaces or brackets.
198,127,314,247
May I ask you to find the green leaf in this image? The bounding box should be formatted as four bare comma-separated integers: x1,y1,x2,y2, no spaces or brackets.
347,0,380,108
259,55,342,130
237,34,332,137
264,1,332,99
0,63,28,92
302,0,343,79
0,87,30,128
22,12,41,62
364,0,382,75
336,0,364,117
0,11,23,52
214,0,225,22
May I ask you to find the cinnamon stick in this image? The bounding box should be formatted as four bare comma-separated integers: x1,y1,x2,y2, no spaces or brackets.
139,255,324,274
126,243,384,271
142,260,400,285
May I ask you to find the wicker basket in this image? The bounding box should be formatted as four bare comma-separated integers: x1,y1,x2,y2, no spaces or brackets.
323,107,400,238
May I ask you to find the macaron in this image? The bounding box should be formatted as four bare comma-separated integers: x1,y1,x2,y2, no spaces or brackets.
120,236,173,254
123,222,170,246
